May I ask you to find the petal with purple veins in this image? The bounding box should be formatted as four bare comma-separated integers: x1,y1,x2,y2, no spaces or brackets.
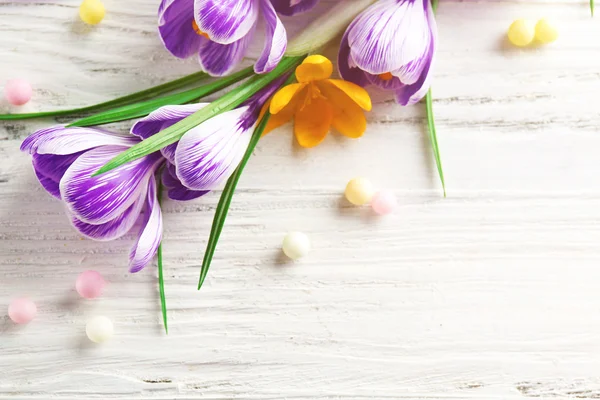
337,21,370,87
270,0,319,16
129,178,163,273
162,164,209,201
34,169,61,199
29,126,137,156
194,0,258,44
198,28,254,76
159,0,206,58
254,0,287,74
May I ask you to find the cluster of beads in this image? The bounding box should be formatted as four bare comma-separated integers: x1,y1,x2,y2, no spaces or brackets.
345,177,397,215
508,18,558,47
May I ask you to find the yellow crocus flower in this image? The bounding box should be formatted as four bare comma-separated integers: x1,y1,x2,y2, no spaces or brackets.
266,55,372,148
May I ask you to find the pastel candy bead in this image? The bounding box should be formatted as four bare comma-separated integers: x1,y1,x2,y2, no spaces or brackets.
282,232,311,260
8,297,37,324
507,19,535,47
79,0,106,25
76,270,106,299
4,79,32,106
371,190,397,215
535,19,558,44
86,316,114,343
345,177,375,206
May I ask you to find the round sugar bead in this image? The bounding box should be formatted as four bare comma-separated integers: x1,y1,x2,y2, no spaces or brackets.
507,19,535,47
535,19,559,44
76,270,105,299
345,177,375,206
282,232,311,260
4,79,32,106
79,0,106,25
86,316,114,343
371,190,397,215
8,298,37,324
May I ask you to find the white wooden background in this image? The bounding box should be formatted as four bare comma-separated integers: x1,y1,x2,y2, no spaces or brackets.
1,1,600,399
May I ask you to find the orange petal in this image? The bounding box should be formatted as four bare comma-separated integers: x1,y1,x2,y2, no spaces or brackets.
270,83,305,115
294,97,332,148
295,55,333,83
321,79,372,111
263,98,297,135
318,82,366,139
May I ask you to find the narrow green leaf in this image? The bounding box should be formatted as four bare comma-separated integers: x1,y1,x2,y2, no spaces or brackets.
157,177,168,335
0,71,208,121
198,109,273,290
432,0,439,12
592,0,595,16
94,56,303,177
425,89,446,197
68,67,254,127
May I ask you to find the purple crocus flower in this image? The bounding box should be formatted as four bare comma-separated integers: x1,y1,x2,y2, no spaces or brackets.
131,76,286,192
270,0,319,15
21,126,203,272
338,0,437,106
158,0,287,76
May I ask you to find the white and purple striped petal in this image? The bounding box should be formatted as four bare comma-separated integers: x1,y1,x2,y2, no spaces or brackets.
60,146,162,225
194,0,259,44
129,178,163,273
162,163,209,201
131,103,209,163
198,28,254,76
270,0,319,16
159,0,207,58
174,107,252,191
254,0,287,74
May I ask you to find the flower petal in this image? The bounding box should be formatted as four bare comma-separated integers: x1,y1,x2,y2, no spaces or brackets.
347,0,431,75
175,107,252,191
321,79,372,111
337,24,370,88
198,30,254,76
131,103,209,162
295,55,333,83
60,146,162,225
162,164,209,201
254,0,287,74
159,0,206,58
270,0,319,16
71,193,146,241
318,82,366,139
34,169,61,199
129,178,163,273
193,0,258,44
32,152,82,183
294,97,332,147
21,126,136,155
270,83,305,114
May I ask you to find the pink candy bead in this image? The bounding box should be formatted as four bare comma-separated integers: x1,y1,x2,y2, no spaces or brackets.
76,270,106,299
4,79,32,106
8,298,37,324
371,190,397,215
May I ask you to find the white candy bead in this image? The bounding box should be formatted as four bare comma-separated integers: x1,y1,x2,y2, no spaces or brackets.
86,316,114,343
282,232,311,260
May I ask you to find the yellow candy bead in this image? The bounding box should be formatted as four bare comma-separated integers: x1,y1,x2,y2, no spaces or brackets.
535,19,559,44
79,0,106,25
345,177,375,206
507,19,535,47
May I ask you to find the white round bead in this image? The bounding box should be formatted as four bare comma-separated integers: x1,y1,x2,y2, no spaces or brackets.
86,316,114,343
282,232,311,260
345,177,375,206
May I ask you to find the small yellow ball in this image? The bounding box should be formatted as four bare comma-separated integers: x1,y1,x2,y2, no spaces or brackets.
507,19,535,47
79,0,106,25
345,177,375,206
535,19,559,44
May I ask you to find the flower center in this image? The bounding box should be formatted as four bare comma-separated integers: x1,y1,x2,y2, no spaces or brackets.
192,20,210,39
379,72,394,81
300,82,325,110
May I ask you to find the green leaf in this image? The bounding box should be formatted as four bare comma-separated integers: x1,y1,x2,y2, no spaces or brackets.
68,67,254,127
425,89,446,197
198,108,273,290
0,71,208,121
157,176,168,335
93,56,303,177
432,0,439,12
592,0,595,16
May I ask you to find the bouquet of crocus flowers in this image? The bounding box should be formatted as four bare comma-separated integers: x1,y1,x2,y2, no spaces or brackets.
2,0,593,332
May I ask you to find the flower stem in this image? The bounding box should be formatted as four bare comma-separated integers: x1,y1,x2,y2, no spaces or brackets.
0,71,208,121
93,56,303,177
425,89,446,197
68,67,254,127
591,0,595,16
157,177,168,335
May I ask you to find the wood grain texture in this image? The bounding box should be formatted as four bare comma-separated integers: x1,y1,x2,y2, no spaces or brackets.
2,1,600,399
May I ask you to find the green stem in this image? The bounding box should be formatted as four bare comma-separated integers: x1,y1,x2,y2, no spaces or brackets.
592,0,595,16
157,177,168,335
93,56,303,177
0,71,208,121
68,67,254,127
425,89,446,197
